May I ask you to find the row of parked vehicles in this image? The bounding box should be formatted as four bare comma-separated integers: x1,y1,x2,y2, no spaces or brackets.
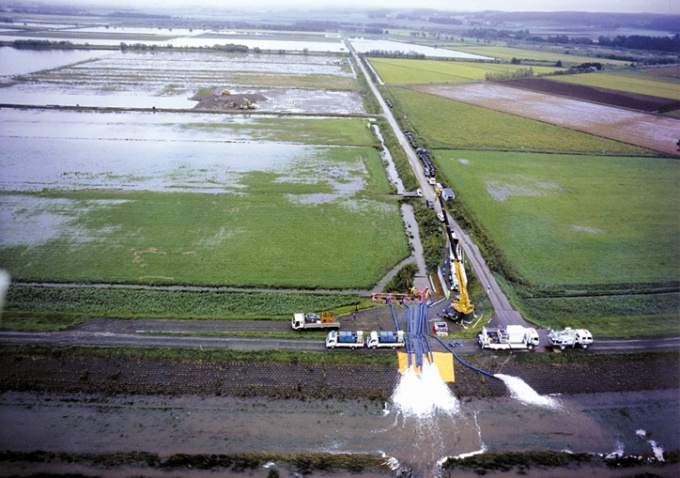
478,325,594,350
293,313,592,351
404,131,437,179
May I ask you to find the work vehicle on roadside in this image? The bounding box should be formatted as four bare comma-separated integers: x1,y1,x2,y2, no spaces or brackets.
326,330,364,349
292,312,340,330
367,330,405,349
547,327,593,350
478,325,539,350
432,321,449,336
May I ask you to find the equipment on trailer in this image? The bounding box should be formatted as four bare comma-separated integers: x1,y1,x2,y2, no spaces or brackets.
547,327,593,350
291,311,340,330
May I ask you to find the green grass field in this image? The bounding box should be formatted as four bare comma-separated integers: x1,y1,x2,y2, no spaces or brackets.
452,45,629,67
369,58,564,85
549,71,680,100
389,87,651,155
0,152,406,289
1,118,408,290
436,150,680,334
438,150,680,287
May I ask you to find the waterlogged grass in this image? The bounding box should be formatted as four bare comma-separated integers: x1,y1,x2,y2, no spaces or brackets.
1,191,405,289
182,117,378,146
438,151,680,330
3,286,361,322
369,57,564,85
227,73,356,90
549,71,680,100
390,87,647,154
1,140,406,289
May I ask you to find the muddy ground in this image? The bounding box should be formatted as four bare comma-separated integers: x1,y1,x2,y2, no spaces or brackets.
502,77,680,113
409,82,680,157
193,88,268,111
0,342,677,401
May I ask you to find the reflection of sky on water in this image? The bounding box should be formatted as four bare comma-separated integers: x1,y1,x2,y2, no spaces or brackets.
0,136,317,193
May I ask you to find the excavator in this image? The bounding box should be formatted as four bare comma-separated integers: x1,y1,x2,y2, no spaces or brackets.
239,97,256,110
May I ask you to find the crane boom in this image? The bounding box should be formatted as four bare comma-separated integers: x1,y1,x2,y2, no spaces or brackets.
440,203,474,321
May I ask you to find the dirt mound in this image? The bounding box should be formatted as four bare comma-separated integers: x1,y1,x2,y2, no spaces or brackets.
193,88,268,111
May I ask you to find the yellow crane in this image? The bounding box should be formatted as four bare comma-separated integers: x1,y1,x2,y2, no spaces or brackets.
439,199,474,324
449,233,474,320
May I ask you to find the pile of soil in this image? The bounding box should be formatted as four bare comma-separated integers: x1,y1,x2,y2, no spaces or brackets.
193,88,268,111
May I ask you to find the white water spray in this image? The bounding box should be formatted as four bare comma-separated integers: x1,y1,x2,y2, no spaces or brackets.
495,374,561,409
391,362,460,418
637,429,665,462
0,270,9,320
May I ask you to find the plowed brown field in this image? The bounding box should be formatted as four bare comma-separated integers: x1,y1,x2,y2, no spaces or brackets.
410,82,680,157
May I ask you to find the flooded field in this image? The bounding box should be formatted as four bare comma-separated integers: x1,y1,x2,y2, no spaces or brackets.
0,49,360,112
0,387,676,477
0,27,346,52
349,38,494,60
0,108,407,288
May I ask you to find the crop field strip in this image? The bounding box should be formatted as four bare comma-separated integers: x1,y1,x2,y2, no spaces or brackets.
548,70,680,101
409,82,680,156
388,86,649,154
452,45,630,66
369,57,564,85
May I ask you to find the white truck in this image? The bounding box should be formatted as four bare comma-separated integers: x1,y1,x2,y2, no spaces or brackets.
291,312,340,330
478,325,540,350
547,327,593,350
367,330,405,349
326,330,364,349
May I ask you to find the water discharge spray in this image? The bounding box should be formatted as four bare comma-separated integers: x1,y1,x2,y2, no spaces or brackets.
494,373,561,409
391,362,460,418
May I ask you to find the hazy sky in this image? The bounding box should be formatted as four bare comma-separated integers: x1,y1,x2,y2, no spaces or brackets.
55,0,679,14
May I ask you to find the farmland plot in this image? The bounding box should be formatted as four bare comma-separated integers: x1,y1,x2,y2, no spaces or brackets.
369,57,563,85
0,109,407,289
388,87,648,155
437,150,680,332
411,82,680,156
0,50,361,114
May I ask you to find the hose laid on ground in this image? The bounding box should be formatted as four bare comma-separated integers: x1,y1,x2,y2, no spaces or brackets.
427,332,497,379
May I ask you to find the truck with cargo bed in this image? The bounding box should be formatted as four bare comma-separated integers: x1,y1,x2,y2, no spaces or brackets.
292,312,340,330
326,330,364,349
547,327,593,350
367,330,405,349
478,325,539,350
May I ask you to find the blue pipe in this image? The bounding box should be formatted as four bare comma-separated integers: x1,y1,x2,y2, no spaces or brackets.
427,333,496,379
388,301,400,332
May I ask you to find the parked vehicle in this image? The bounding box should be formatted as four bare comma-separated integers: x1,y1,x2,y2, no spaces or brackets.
547,327,593,349
432,321,449,336
367,330,405,349
292,312,340,330
478,325,539,350
326,330,364,349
